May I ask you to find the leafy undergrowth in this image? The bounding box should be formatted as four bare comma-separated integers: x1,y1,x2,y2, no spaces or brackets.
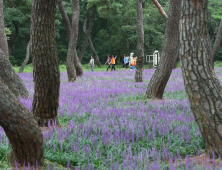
2,68,222,169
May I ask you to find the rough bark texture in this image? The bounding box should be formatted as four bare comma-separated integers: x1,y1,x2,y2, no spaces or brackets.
0,82,44,167
58,0,83,77
145,0,181,99
88,37,101,67
19,40,30,73
180,0,222,158
152,0,168,20
8,20,19,56
135,0,144,82
0,0,9,59
0,49,29,97
57,0,71,39
173,48,179,69
31,0,60,126
211,19,222,68
79,5,96,61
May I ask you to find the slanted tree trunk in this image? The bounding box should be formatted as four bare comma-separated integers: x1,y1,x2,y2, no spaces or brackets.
57,0,71,39
19,40,30,73
145,0,181,99
211,19,222,68
79,5,96,61
135,0,144,82
180,0,222,158
31,0,60,126
8,20,19,56
88,37,101,67
173,48,179,69
0,0,9,59
151,0,168,20
0,82,44,167
0,49,29,97
58,0,83,76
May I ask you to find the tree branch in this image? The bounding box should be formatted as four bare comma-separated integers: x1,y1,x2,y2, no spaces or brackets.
151,0,168,20
7,0,30,19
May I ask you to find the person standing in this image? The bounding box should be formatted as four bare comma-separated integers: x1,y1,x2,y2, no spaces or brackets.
111,55,117,71
105,54,111,71
89,56,94,71
123,54,128,70
131,55,136,70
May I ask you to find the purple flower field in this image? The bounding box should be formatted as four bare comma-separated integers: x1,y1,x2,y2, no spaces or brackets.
1,68,222,169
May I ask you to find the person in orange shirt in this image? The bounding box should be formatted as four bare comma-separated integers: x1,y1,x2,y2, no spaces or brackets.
111,55,117,71
131,55,136,70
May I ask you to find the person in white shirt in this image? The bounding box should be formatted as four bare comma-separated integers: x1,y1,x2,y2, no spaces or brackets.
89,56,94,71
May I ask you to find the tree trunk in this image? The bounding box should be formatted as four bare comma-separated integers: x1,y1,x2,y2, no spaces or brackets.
58,0,83,77
144,43,149,55
145,0,181,99
8,20,19,56
135,0,144,82
0,0,9,59
57,0,71,39
0,82,44,167
152,0,168,20
31,0,60,126
0,49,29,98
88,37,101,67
211,19,222,68
78,5,96,61
19,40,30,73
172,48,179,69
180,0,222,158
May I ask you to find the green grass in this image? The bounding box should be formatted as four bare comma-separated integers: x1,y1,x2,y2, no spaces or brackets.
14,63,126,73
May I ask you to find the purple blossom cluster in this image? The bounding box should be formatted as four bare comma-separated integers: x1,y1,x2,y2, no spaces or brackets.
1,68,222,169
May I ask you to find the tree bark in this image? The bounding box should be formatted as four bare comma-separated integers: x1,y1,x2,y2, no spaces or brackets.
8,20,19,56
88,37,101,67
58,0,83,77
0,49,29,98
31,0,60,126
180,0,222,158
135,0,144,82
0,82,44,167
78,5,96,61
151,0,168,20
19,40,30,73
172,48,179,69
145,0,181,99
211,19,222,68
57,0,71,39
0,0,9,59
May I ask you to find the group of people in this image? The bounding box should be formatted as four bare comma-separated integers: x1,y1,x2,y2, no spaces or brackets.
88,53,137,72
104,53,137,71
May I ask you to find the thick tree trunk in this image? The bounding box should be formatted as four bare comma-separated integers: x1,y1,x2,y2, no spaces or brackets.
145,0,181,99
31,0,60,126
58,0,83,77
135,0,144,82
0,0,9,59
78,5,96,61
0,49,29,97
8,20,19,56
0,82,44,167
180,0,222,158
152,0,168,20
19,40,30,73
211,19,222,68
172,48,179,69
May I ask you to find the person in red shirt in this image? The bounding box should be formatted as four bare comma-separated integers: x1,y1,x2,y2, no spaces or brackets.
111,55,117,71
